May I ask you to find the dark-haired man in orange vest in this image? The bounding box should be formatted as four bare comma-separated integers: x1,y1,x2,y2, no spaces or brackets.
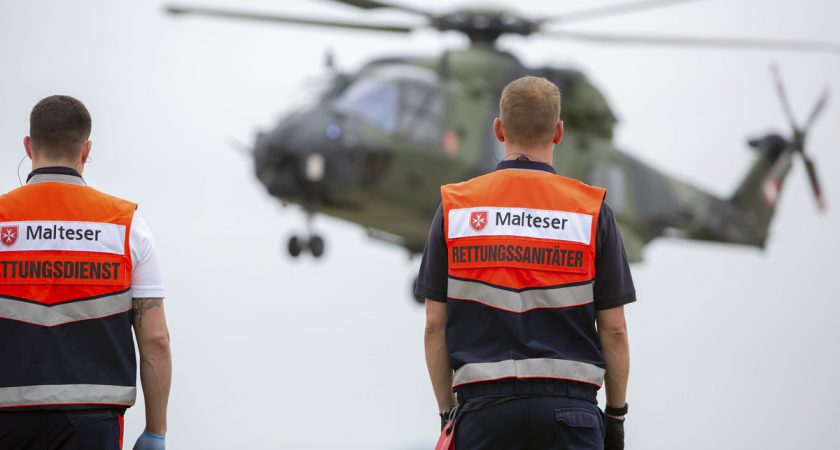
418,77,635,450
0,95,172,450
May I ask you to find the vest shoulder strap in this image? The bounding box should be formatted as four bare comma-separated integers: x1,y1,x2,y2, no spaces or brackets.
0,183,136,224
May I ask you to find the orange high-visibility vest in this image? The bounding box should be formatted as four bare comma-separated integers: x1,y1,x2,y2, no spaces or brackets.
0,175,138,409
441,167,606,388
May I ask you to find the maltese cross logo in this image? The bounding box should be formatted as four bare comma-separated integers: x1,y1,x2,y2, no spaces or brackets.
470,211,488,232
1,225,18,247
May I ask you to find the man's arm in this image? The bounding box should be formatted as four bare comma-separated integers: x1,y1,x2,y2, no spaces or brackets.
424,299,455,413
596,305,629,418
132,298,172,435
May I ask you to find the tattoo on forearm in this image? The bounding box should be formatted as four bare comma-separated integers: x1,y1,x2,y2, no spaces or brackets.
132,298,162,328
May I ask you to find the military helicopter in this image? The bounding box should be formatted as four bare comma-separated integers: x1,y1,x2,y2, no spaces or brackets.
166,0,836,298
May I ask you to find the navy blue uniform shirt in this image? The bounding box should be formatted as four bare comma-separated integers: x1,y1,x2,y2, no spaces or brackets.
415,159,636,310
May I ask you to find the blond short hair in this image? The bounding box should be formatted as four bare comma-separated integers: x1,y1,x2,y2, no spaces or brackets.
499,76,561,147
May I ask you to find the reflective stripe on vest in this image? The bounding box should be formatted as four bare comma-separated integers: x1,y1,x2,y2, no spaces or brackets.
441,168,606,388
0,384,136,408
0,290,132,327
0,176,137,409
447,277,593,313
453,358,606,388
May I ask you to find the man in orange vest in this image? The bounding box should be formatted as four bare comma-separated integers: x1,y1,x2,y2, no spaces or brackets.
0,96,172,450
418,76,635,449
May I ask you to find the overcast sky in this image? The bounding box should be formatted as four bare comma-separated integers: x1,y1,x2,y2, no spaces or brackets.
2,1,839,449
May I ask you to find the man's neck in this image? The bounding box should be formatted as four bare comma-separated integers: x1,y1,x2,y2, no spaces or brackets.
30,160,84,175
503,148,554,165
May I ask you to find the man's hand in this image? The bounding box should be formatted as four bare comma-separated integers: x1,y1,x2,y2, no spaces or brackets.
604,415,625,450
133,430,165,450
439,405,457,430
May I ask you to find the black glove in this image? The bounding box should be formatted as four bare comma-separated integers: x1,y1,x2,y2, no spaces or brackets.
440,407,455,431
604,415,625,450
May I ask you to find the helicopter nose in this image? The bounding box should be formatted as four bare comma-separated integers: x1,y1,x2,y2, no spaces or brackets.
254,134,329,199
253,115,391,205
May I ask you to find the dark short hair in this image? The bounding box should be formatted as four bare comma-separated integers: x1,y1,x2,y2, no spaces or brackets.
29,95,91,159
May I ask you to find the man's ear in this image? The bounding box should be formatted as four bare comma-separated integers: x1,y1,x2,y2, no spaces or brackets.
23,136,33,160
552,121,564,145
81,140,92,164
493,118,505,143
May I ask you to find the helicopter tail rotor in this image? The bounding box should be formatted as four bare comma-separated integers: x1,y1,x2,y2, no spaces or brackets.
769,64,829,212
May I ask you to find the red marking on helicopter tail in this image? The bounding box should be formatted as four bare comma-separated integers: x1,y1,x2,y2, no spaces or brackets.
762,178,781,207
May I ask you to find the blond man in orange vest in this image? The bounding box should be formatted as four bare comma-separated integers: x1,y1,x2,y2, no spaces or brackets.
0,96,171,450
418,77,635,450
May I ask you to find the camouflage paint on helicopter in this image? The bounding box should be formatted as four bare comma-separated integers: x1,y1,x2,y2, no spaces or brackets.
167,1,835,267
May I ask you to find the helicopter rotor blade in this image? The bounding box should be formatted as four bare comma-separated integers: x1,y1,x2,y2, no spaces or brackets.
801,154,826,211
769,64,801,134
541,0,704,25
539,30,840,57
803,87,831,134
318,0,433,17
165,5,415,33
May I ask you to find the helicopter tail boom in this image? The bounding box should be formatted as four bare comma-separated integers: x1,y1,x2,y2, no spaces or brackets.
726,135,796,247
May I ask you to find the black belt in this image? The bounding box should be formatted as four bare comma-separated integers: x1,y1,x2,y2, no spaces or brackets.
455,378,598,403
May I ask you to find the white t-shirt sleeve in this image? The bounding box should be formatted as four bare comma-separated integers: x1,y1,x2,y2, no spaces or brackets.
129,210,166,299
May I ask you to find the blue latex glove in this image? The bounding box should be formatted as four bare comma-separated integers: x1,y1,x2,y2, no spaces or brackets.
133,430,165,450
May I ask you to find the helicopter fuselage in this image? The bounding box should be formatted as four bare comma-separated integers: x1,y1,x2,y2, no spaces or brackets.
253,45,793,261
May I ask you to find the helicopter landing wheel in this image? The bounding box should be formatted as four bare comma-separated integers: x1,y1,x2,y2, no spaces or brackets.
309,235,325,258
288,236,304,258
286,234,326,258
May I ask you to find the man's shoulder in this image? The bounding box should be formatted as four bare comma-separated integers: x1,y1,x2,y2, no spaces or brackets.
84,186,138,212
596,202,617,235
552,174,606,198
0,182,42,200
0,186,23,204
441,171,494,192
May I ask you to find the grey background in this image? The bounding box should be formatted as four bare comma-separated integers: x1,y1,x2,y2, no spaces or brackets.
1,0,838,448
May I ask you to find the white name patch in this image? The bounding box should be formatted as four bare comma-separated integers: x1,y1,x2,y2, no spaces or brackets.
0,221,126,254
448,207,593,244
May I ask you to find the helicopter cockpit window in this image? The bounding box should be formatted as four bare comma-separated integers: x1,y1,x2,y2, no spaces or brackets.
398,81,442,146
334,65,442,144
334,78,399,133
